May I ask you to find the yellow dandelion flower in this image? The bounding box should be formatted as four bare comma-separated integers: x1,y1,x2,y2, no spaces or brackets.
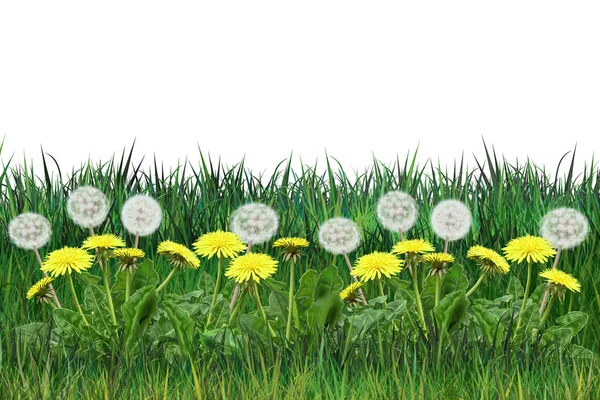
26,276,55,302
224,253,278,283
503,235,556,264
81,234,125,252
273,237,309,262
539,269,581,293
157,240,201,270
41,247,94,277
340,281,364,306
351,251,403,281
111,248,145,272
193,230,247,259
467,245,510,274
423,252,454,265
391,239,435,256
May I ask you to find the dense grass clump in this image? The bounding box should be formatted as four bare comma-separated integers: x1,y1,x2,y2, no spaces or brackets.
1,139,599,399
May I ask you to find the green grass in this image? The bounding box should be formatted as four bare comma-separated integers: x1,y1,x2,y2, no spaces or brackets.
1,138,599,399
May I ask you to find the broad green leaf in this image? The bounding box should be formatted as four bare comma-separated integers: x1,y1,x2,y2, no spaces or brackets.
197,272,215,296
367,295,388,306
507,277,524,301
84,284,113,334
556,311,588,336
383,299,407,323
122,285,158,356
385,277,410,291
206,298,230,327
131,259,159,291
514,303,540,340
422,265,469,310
434,290,468,334
266,290,289,329
351,308,386,339
472,303,503,344
295,269,320,315
530,283,547,304
568,345,597,360
221,279,236,299
542,326,573,347
75,271,101,286
181,290,205,302
314,265,343,299
261,278,286,292
307,293,343,330
53,309,88,339
238,314,270,345
163,299,194,355
199,329,239,355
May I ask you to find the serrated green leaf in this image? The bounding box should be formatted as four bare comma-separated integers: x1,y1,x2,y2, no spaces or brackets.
163,299,194,355
84,284,113,334
556,311,588,336
122,285,158,356
434,290,468,334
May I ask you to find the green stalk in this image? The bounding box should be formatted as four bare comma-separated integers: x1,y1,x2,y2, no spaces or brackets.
67,271,88,325
100,256,117,325
125,269,131,302
466,271,487,298
157,268,178,293
286,259,296,343
434,274,441,306
377,279,387,308
253,282,277,338
539,294,556,329
516,262,532,330
227,287,247,326
342,310,357,364
410,262,426,329
207,257,223,326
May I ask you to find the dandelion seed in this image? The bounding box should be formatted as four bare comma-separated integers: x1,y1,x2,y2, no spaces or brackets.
376,191,419,232
318,217,361,255
430,200,472,242
540,208,588,250
121,195,163,237
230,203,279,245
67,186,109,228
8,213,52,250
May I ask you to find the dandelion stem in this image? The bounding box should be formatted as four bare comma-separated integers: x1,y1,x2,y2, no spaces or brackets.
67,271,88,325
539,294,557,329
207,257,223,326
230,241,252,311
286,259,296,343
516,261,533,330
342,309,357,365
377,279,387,308
34,247,61,308
125,270,131,302
101,259,118,325
466,272,487,298
410,261,426,329
539,247,562,315
343,252,368,305
434,274,441,306
156,268,178,293
252,283,277,338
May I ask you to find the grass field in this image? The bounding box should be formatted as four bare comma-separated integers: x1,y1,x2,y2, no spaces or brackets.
1,139,599,399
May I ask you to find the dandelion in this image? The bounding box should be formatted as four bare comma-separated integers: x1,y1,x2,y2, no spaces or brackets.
273,237,310,342
422,253,454,306
539,269,581,328
376,191,419,233
318,217,361,255
540,208,588,250
273,237,309,263
157,241,201,292
41,247,93,324
8,212,52,250
230,203,279,245
8,213,62,307
466,245,510,298
503,235,556,329
121,195,163,237
225,253,278,284
67,186,109,229
112,248,146,272
225,253,279,338
193,230,247,259
351,251,403,282
112,247,145,302
503,235,556,264
26,277,55,305
538,208,588,314
431,200,472,244
340,281,365,307
193,231,246,326
82,234,126,255
391,239,435,258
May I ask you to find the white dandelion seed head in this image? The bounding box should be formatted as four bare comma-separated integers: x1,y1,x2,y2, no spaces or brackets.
540,207,588,250
318,217,362,255
431,199,472,242
67,186,109,228
8,212,52,250
230,202,279,244
121,195,163,237
376,191,419,232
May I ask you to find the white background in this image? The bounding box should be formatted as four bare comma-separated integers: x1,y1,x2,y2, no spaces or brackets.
1,2,599,180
